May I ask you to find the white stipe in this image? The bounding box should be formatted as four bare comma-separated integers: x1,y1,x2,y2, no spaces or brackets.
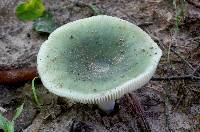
98,100,115,113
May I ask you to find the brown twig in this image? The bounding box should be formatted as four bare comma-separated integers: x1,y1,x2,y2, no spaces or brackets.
151,33,199,74
192,64,200,75
172,94,184,111
150,34,200,81
0,67,38,84
152,62,200,81
151,75,200,81
137,22,153,27
163,82,173,132
170,48,200,76
161,35,200,81
125,93,151,132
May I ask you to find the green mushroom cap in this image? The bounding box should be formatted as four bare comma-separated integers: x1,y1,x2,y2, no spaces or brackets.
37,15,162,104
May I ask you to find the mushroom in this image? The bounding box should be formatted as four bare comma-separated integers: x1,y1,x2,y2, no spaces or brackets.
37,15,162,112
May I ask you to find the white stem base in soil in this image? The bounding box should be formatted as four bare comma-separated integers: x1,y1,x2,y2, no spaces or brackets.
98,100,115,113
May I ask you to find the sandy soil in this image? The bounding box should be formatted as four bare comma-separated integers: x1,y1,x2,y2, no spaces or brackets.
0,0,200,131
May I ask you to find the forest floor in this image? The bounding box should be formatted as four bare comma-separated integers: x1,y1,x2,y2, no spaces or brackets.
0,0,200,131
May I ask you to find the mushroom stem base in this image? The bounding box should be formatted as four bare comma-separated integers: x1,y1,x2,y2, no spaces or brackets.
98,100,115,113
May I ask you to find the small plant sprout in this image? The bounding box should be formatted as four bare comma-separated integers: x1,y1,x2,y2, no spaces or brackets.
0,103,24,132
37,15,162,113
32,77,42,108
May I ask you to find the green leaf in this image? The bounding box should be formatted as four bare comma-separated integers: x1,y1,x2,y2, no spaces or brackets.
16,0,45,21
0,114,14,132
12,103,24,122
5,122,14,132
33,12,58,33
0,114,8,131
32,77,42,107
0,104,23,132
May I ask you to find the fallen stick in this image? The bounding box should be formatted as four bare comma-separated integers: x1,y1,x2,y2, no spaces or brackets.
152,64,200,81
125,93,151,132
151,75,200,81
0,61,199,85
0,67,38,85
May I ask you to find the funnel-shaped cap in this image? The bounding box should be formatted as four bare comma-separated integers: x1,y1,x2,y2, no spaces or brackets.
37,15,162,104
